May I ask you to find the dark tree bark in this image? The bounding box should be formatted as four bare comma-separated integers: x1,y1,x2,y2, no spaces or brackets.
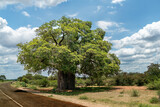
57,71,75,90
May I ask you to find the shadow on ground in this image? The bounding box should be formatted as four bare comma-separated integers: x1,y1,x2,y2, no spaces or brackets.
40,86,115,96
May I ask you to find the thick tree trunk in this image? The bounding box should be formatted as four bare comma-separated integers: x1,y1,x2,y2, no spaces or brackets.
58,71,75,90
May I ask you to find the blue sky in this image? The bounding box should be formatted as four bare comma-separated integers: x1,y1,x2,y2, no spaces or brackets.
1,0,160,79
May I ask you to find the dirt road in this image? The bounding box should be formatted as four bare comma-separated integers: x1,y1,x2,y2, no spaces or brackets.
0,82,85,107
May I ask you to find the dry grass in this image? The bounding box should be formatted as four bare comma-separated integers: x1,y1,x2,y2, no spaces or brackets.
15,85,160,107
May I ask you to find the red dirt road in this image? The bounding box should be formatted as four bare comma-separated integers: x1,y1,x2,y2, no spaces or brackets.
0,82,86,107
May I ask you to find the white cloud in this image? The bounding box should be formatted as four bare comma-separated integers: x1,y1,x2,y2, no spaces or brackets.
0,0,67,9
0,17,37,48
97,21,119,30
22,11,30,17
94,5,102,13
112,0,125,4
0,17,7,28
111,0,125,6
68,13,78,17
112,20,160,73
97,21,128,33
0,17,37,79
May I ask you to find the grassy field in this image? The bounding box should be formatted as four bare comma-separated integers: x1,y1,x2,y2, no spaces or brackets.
11,81,160,107
47,86,160,107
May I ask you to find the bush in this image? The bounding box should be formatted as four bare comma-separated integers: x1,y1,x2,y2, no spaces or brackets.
49,80,57,88
131,90,139,97
147,79,160,90
138,104,151,107
33,74,47,80
39,79,49,87
150,97,159,104
79,95,88,100
76,79,85,87
22,77,29,83
29,86,37,90
20,82,27,87
114,72,147,86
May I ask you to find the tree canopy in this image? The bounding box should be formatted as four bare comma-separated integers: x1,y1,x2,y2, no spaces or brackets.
17,16,120,90
145,63,160,82
0,75,6,81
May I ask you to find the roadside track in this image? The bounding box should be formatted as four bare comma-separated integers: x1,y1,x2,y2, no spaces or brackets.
0,82,85,107
0,89,23,107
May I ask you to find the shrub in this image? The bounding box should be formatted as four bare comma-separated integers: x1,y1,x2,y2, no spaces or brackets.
79,95,88,100
76,79,85,87
131,90,139,97
29,86,37,90
39,79,49,87
147,79,160,90
114,72,147,86
49,80,57,88
120,90,124,94
20,82,27,87
138,104,150,107
150,97,159,104
22,77,29,83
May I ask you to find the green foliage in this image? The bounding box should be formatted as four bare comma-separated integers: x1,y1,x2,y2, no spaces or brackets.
114,72,147,86
76,78,85,87
39,79,49,87
145,63,160,82
49,80,57,88
131,90,139,97
20,82,27,87
79,95,88,100
29,86,37,90
138,104,151,107
0,75,6,81
17,16,120,89
147,79,160,90
22,77,29,83
150,97,159,104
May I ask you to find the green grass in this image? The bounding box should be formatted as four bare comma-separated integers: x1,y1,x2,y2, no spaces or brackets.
79,95,88,100
150,97,159,104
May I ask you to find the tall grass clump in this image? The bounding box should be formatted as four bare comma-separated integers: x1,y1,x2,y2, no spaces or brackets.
131,90,139,97
79,95,88,100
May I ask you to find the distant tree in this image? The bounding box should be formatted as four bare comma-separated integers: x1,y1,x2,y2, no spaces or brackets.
17,16,120,90
145,63,160,82
0,75,6,81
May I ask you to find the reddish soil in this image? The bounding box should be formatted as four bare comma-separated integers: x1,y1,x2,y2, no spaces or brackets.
0,82,86,107
112,86,148,91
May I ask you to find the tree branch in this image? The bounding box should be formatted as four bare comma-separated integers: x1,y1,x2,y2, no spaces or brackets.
51,33,58,45
59,32,65,46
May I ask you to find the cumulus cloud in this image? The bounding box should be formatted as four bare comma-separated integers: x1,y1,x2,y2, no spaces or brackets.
112,21,160,73
0,17,7,28
0,17,37,79
22,11,30,17
0,17,37,48
0,0,67,9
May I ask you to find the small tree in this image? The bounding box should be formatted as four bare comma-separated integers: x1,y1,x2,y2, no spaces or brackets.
0,75,6,81
145,63,160,82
